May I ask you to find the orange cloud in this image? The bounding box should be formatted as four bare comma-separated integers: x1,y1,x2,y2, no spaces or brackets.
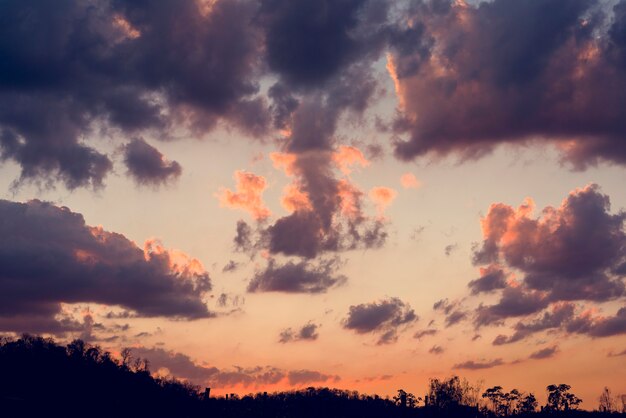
400,172,421,189
217,170,271,220
143,238,206,277
281,183,312,212
369,187,397,217
333,146,369,175
386,53,405,110
270,152,298,176
337,179,364,219
112,14,141,39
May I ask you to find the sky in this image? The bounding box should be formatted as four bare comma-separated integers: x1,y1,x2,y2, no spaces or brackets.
0,0,625,409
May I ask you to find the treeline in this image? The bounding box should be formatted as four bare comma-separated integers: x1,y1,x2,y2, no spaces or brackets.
0,335,624,418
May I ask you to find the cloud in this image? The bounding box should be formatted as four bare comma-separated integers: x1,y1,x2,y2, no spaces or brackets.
444,243,458,257
333,145,369,175
343,297,418,344
222,260,239,273
433,299,468,327
414,328,438,339
265,148,389,259
429,345,444,355
567,306,626,337
475,287,549,327
492,302,576,345
529,345,559,360
468,265,508,295
400,172,421,189
473,185,625,303
453,358,505,370
279,322,320,343
258,0,388,87
247,258,347,293
0,0,268,189
388,0,626,168
123,138,181,186
369,187,398,217
287,369,340,386
0,199,212,333
130,347,219,381
133,345,341,389
608,348,626,357
218,171,271,220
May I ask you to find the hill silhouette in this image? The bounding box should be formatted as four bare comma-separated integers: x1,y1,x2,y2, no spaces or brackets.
1,335,623,418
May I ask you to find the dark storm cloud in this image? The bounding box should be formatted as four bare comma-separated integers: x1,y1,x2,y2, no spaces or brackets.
343,297,417,344
473,185,625,304
389,0,626,168
247,258,347,293
279,322,319,343
122,138,181,186
453,358,504,370
0,199,212,333
258,0,388,87
529,345,559,360
0,0,266,189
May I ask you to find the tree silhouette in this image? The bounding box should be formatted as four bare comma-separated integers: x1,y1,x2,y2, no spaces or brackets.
598,387,616,413
546,384,582,412
519,393,538,414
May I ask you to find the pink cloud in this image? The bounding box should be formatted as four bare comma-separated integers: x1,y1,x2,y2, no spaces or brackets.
217,170,271,220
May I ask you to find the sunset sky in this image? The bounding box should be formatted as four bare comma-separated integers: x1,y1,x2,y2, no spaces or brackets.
0,0,625,408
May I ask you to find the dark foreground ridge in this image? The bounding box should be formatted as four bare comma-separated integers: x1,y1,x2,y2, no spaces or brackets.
1,336,624,418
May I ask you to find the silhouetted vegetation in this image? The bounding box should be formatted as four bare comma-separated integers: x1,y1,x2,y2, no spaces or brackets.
1,336,624,418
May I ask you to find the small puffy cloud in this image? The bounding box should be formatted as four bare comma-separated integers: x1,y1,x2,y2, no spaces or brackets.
414,328,438,340
123,138,181,186
444,243,458,257
0,199,212,334
279,322,319,343
429,345,444,355
433,299,468,327
529,345,559,360
343,297,418,344
222,260,239,273
333,145,369,175
454,358,505,370
248,258,347,294
400,173,421,189
218,171,271,220
369,187,398,217
468,265,508,295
